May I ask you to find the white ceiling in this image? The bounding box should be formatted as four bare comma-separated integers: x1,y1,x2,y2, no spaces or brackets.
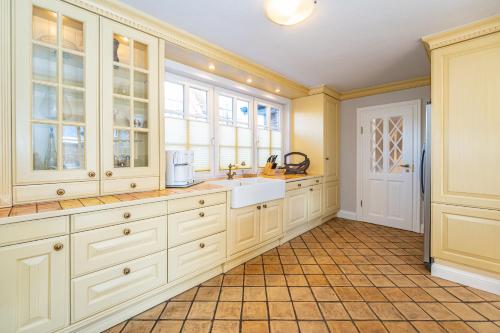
119,0,500,91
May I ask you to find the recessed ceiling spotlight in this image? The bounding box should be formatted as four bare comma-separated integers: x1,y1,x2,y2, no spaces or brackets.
265,0,316,26
275,88,281,93
246,78,253,83
208,63,215,70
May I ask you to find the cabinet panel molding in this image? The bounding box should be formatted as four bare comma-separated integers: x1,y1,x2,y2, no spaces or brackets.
432,203,500,274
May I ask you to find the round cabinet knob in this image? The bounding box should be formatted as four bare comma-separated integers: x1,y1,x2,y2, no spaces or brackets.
123,267,131,275
199,243,205,248
298,184,302,187
310,188,313,191
123,212,131,219
257,205,261,210
199,212,205,217
53,243,64,251
123,228,131,235
56,188,65,196
316,180,320,183
105,171,113,177
88,171,96,178
199,199,205,205
325,157,330,161
130,183,137,189
263,204,268,208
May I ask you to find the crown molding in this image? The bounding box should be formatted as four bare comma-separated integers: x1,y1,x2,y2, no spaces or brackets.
308,85,341,100
339,76,431,101
422,14,500,52
65,0,310,98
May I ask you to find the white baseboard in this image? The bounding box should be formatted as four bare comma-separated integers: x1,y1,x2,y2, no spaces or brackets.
337,210,357,220
432,262,500,295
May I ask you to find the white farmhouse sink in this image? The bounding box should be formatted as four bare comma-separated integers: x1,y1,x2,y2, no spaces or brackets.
208,178,285,208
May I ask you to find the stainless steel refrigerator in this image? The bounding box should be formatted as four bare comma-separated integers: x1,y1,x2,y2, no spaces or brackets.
421,102,432,269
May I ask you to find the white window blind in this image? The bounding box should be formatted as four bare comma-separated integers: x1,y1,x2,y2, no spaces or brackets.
257,102,282,167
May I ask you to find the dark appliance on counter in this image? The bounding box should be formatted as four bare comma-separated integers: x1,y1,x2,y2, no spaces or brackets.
283,152,310,174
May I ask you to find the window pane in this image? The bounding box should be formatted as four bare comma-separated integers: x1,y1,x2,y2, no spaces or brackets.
238,147,252,167
257,104,268,128
165,118,187,145
192,146,210,171
218,95,233,124
33,123,57,170
133,41,148,69
219,125,236,146
134,131,148,167
271,149,282,165
258,129,270,148
258,148,270,168
238,127,252,147
165,81,184,118
189,87,207,119
62,52,84,87
134,101,148,128
33,44,57,83
62,16,83,52
33,83,57,120
219,147,236,169
271,131,282,148
189,120,210,145
113,34,130,65
113,66,130,96
237,100,249,126
113,97,130,127
62,125,85,169
63,88,85,122
113,129,130,168
33,6,57,44
134,71,148,99
270,107,280,130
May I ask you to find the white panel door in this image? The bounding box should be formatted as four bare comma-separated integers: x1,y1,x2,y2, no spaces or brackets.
261,200,283,242
359,101,417,231
0,236,69,333
228,205,260,256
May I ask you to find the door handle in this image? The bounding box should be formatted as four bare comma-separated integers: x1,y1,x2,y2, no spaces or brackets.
400,164,410,168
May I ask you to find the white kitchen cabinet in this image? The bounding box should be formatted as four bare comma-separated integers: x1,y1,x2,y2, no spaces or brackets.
284,188,308,231
261,200,283,242
228,204,261,256
101,18,159,194
308,184,323,221
323,181,339,217
324,95,339,182
0,236,69,333
13,0,99,202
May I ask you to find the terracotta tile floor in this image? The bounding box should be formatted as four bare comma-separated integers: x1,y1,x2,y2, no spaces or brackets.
103,218,500,333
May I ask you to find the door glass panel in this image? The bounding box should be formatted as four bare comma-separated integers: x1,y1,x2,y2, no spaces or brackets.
165,81,184,118
63,88,84,122
113,129,130,168
113,97,130,127
32,44,57,82
32,6,57,44
258,148,270,167
62,16,84,52
113,66,130,95
133,41,148,69
134,132,148,167
113,34,130,65
62,52,84,87
133,71,148,99
271,131,281,148
238,147,252,167
32,124,57,170
192,146,210,172
133,101,148,128
389,116,404,173
62,125,85,169
32,83,57,120
270,107,280,130
370,118,384,172
220,147,236,168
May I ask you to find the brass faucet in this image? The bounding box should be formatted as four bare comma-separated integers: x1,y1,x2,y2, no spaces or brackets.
226,164,237,180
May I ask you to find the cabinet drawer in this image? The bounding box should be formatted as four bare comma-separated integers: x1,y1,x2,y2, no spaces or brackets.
72,251,166,322
101,177,159,195
168,192,226,214
168,204,226,248
286,178,320,191
168,232,226,282
71,201,167,232
71,217,166,277
13,181,99,204
0,216,69,247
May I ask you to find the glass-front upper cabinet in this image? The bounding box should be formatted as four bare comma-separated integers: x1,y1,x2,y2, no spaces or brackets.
101,18,159,189
14,0,99,189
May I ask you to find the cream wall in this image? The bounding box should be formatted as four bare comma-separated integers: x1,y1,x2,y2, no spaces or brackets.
339,86,431,214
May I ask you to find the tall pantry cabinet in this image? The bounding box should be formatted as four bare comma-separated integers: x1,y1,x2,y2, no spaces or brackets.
291,93,340,217
11,0,160,204
424,19,500,275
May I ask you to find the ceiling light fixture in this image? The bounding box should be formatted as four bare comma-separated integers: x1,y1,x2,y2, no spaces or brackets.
208,63,215,70
275,88,281,93
265,0,316,26
246,78,253,83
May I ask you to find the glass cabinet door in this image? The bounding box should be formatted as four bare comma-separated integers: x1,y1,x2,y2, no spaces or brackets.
101,18,159,180
15,0,99,185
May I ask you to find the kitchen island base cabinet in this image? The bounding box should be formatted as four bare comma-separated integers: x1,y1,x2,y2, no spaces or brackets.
0,236,69,333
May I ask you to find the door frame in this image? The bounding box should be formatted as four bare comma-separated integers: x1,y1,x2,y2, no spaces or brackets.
355,100,422,233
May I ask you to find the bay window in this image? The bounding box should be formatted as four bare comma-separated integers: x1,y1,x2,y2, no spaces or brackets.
164,77,212,173
216,90,253,170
